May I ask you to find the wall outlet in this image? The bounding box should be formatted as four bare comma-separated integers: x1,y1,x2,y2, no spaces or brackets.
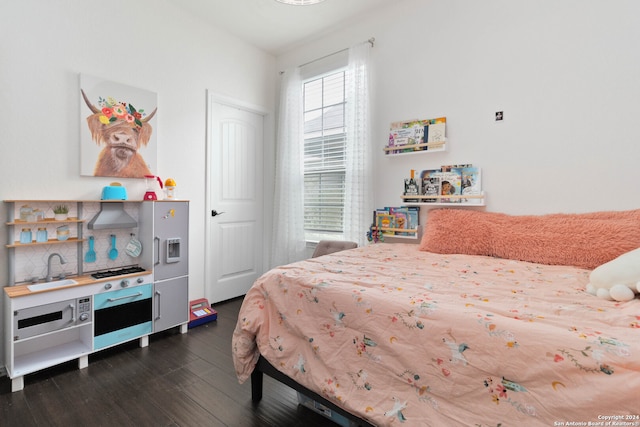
495,111,504,121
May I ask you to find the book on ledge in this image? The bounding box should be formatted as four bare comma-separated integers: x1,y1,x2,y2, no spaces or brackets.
455,166,482,204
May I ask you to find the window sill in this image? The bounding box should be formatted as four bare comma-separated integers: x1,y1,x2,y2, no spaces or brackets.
305,232,344,245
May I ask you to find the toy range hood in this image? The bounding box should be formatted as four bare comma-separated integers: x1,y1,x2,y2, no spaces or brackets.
88,202,137,230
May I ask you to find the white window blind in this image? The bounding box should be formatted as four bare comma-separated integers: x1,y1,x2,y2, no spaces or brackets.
303,70,346,239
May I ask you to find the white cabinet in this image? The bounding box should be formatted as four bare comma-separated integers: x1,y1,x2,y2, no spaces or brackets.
153,276,189,333
4,275,156,392
4,285,95,392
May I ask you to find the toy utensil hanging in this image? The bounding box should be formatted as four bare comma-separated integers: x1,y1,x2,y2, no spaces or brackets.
126,233,142,257
85,236,96,263
108,234,119,260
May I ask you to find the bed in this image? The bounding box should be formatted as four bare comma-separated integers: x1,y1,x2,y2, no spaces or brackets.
232,209,640,426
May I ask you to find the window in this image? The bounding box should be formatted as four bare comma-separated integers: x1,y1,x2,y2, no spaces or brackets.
303,70,346,241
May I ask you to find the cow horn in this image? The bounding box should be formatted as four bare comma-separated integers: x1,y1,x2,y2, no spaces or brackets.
142,108,157,123
81,89,100,114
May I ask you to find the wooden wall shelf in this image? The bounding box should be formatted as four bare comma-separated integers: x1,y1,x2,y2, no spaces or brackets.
371,226,420,240
383,141,446,156
6,237,86,249
400,193,485,206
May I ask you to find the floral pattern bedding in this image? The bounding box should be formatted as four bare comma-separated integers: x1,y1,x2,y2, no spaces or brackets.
232,243,640,426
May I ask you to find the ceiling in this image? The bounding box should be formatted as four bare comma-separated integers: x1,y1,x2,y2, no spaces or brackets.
174,0,396,55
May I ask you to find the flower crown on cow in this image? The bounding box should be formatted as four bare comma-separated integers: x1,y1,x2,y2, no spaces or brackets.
97,96,149,129
81,89,157,132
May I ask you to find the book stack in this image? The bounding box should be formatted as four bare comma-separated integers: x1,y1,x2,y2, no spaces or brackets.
418,165,482,203
373,206,420,236
403,169,420,202
387,117,446,154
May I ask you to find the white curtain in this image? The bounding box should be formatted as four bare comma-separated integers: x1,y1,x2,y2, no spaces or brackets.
343,41,373,246
271,67,306,267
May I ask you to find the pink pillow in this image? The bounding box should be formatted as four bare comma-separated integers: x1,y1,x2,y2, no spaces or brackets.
419,209,640,269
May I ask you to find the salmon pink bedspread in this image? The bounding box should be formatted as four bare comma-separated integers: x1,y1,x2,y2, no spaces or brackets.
232,243,640,426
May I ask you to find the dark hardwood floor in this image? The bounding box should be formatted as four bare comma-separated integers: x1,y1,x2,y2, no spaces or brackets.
0,297,339,427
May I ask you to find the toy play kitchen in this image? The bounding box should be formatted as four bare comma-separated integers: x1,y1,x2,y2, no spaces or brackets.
3,198,190,392
143,175,163,201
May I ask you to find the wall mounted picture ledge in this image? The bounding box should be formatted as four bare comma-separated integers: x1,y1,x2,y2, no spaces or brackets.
79,73,158,178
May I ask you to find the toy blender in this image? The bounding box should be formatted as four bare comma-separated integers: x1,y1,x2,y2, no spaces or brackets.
143,175,164,200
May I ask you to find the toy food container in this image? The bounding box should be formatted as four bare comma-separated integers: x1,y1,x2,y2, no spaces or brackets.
56,225,70,241
164,177,176,199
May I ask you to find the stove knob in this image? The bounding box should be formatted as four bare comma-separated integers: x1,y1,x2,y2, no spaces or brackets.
121,279,130,288
137,277,144,284
104,283,112,290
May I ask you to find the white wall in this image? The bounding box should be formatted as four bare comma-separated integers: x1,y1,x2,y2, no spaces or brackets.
0,0,275,367
278,0,640,218
2,0,640,372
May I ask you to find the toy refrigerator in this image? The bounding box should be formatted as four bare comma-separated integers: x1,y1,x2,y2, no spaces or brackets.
138,201,189,333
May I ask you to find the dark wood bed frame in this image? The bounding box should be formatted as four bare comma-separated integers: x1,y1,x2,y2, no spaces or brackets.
251,355,375,427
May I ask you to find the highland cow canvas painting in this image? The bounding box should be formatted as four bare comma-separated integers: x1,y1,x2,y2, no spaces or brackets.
80,74,157,178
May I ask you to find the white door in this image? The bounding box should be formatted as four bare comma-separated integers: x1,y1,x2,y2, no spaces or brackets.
206,97,265,303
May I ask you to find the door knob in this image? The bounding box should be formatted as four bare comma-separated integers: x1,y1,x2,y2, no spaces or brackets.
211,210,225,217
